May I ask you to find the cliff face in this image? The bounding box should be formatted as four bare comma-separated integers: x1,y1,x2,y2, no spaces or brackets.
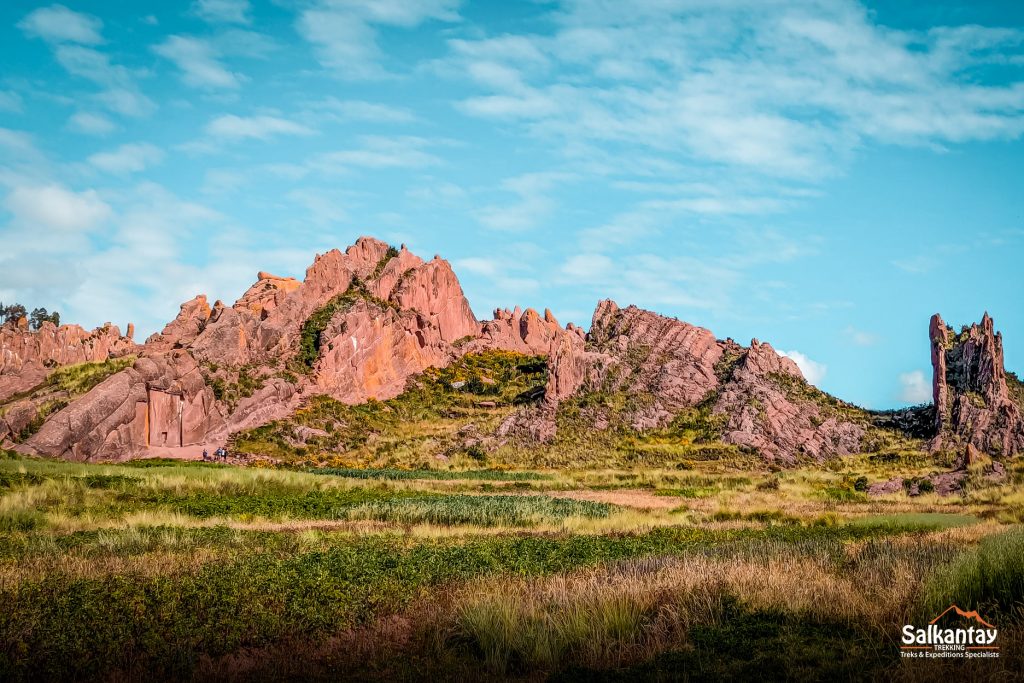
929,313,1024,456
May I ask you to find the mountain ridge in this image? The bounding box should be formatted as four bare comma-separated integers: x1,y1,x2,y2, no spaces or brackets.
2,236,1022,464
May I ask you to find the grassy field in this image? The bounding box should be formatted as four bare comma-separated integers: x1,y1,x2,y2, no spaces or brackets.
2,446,1024,681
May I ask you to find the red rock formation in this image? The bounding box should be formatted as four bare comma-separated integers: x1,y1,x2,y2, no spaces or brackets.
144,295,213,351
22,351,223,460
506,299,868,462
714,340,864,463
929,313,1024,455
313,299,452,403
234,272,302,320
368,245,424,301
1,321,136,376
0,321,136,401
467,306,569,355
16,237,492,459
23,237,1019,466
389,257,478,344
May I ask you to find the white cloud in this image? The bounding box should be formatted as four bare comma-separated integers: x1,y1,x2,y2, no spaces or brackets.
286,189,347,226
898,370,932,404
307,97,415,123
50,44,156,117
296,0,460,79
67,111,117,135
0,128,40,161
204,114,315,141
453,255,541,308
310,136,440,171
843,325,879,346
779,350,828,386
892,254,939,274
4,184,111,232
442,1,1024,180
154,36,242,90
476,171,572,231
193,0,251,25
18,5,103,45
88,143,165,174
561,253,613,281
0,91,23,113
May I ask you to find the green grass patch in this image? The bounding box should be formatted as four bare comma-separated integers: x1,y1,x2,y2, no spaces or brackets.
346,494,612,527
919,526,1024,620
0,524,913,681
850,512,979,531
305,467,550,481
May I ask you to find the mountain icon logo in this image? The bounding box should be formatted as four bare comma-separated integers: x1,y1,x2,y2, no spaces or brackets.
929,604,996,629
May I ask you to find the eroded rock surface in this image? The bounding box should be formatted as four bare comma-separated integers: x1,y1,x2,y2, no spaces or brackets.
503,300,871,463
930,313,1024,456
0,321,136,401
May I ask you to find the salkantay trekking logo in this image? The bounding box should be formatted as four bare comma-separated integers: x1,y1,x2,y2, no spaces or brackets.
901,605,999,659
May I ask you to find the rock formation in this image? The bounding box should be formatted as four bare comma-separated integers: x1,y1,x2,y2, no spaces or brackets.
0,321,136,401
8,237,572,460
465,306,578,355
24,351,223,460
929,313,1024,455
8,236,1023,465
502,300,870,463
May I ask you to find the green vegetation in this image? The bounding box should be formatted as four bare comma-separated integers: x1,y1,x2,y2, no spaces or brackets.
1008,371,1024,409
371,245,400,279
234,350,547,465
2,437,1023,680
205,363,267,410
2,356,136,442
769,371,872,423
43,356,135,396
294,278,397,372
306,467,550,481
919,526,1024,619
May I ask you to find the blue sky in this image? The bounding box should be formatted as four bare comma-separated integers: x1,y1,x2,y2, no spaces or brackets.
1,0,1022,409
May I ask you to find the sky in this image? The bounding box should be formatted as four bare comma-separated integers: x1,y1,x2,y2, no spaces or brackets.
1,0,1022,410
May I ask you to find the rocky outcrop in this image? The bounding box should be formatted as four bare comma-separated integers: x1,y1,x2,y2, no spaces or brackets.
388,257,479,344
144,295,212,351
13,237,565,460
714,340,865,462
17,236,1023,465
503,300,871,462
313,299,453,403
22,351,224,460
0,321,136,401
929,313,1024,456
467,306,579,356
234,272,302,320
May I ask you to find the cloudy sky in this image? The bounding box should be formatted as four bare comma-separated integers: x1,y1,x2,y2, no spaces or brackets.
1,0,1022,409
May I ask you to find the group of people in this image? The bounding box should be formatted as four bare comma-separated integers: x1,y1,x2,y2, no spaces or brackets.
202,447,230,462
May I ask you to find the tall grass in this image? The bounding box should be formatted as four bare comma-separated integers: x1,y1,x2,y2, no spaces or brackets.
919,527,1024,620
346,494,612,527
44,356,135,396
